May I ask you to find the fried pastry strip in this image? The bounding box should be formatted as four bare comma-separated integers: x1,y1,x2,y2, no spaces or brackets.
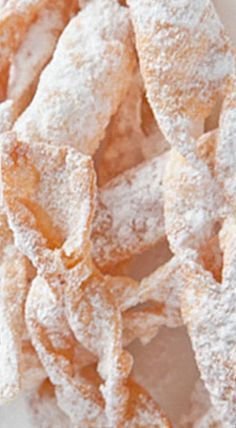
0,0,48,65
0,211,30,404
7,0,78,116
65,260,133,427
0,100,14,132
0,0,51,100
95,70,144,186
92,153,168,270
0,133,95,275
215,78,236,210
128,0,234,160
164,144,222,254
14,0,136,154
181,218,236,426
26,274,106,427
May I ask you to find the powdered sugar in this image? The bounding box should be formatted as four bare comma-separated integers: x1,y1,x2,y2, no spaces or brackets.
0,100,14,133
128,0,234,160
1,134,95,275
7,4,66,115
181,219,236,426
215,79,236,209
92,152,168,269
14,0,136,154
0,0,49,64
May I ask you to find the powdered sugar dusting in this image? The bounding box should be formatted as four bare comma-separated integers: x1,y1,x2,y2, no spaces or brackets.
215,79,236,209
0,209,30,405
1,134,95,275
180,219,236,426
7,4,67,115
128,0,234,160
1,0,236,426
164,146,223,254
95,70,145,185
0,100,14,133
92,152,168,270
0,0,49,64
25,274,106,426
14,0,136,155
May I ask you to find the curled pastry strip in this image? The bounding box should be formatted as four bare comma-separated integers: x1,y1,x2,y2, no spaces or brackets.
0,211,30,404
0,100,14,133
95,70,144,186
0,0,50,99
26,274,106,427
127,0,234,161
7,0,78,117
164,141,223,254
123,303,175,346
215,78,236,210
110,256,182,321
96,69,168,186
158,34,236,420
181,217,236,426
14,0,136,154
0,133,95,276
92,153,168,271
111,255,183,348
65,260,133,427
93,253,182,348
0,0,47,61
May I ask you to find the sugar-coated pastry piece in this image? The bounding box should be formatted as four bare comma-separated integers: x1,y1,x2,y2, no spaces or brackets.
1,133,95,275
95,70,144,186
0,100,14,132
92,153,168,270
25,274,106,427
7,0,78,116
96,70,169,186
107,256,182,345
181,218,236,427
123,304,170,346
109,238,220,344
14,0,136,154
0,0,49,80
128,0,234,160
215,79,236,210
65,259,133,427
110,256,182,320
164,145,222,254
0,211,30,404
